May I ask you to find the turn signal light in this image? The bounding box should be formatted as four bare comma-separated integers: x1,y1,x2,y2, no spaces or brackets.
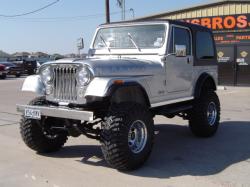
113,80,124,85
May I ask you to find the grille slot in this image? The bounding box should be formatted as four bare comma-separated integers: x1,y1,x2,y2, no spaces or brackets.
52,66,78,103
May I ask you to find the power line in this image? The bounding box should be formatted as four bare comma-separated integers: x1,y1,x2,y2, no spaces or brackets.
21,11,124,20
0,10,131,22
0,0,60,17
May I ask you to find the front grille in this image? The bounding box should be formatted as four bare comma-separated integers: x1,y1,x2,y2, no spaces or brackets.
52,65,78,103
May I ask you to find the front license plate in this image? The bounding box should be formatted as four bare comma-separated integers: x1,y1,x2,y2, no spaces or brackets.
25,108,41,119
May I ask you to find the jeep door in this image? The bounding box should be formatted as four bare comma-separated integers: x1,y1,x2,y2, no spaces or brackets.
165,25,193,94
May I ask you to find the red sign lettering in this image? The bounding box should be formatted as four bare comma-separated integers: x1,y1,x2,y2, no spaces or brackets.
181,14,250,31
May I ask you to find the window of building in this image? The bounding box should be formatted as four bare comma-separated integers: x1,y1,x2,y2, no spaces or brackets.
196,31,215,59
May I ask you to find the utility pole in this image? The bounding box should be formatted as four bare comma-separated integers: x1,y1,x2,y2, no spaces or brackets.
122,0,125,20
117,0,125,21
105,0,110,23
77,38,84,58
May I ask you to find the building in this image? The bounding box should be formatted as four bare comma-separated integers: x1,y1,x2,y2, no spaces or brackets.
12,52,30,60
29,52,50,64
65,53,88,59
137,0,250,86
0,50,10,62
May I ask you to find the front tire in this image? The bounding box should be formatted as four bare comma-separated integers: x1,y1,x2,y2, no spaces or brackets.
16,73,21,78
20,97,68,153
189,91,220,137
100,102,154,171
0,74,6,79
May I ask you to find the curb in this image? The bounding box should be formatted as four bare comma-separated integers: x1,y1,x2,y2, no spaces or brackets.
217,86,227,90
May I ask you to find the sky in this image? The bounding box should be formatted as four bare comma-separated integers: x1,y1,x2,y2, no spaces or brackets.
0,0,213,55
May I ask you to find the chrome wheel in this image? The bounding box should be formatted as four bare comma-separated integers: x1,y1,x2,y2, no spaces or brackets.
207,102,217,126
128,120,148,154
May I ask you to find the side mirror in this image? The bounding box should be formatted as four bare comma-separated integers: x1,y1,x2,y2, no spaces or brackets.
77,38,84,50
175,45,187,57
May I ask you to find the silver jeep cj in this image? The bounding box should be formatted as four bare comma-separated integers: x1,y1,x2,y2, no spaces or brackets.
17,20,220,171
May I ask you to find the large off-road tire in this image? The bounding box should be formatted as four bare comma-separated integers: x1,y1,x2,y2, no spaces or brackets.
100,102,154,171
20,97,68,153
189,91,220,137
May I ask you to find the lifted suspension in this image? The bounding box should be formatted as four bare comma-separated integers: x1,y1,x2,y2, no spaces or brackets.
46,117,102,140
78,120,102,140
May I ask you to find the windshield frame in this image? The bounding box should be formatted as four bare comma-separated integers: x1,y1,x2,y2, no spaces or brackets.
90,22,169,55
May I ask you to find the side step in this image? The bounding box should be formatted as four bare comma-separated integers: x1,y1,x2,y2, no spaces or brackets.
152,100,193,118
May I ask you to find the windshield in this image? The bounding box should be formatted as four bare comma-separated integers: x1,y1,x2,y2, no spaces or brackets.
93,24,166,50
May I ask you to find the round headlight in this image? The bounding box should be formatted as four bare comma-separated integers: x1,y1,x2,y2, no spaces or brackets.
41,67,53,84
78,67,91,86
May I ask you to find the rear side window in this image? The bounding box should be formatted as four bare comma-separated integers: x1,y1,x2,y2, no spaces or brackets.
196,31,215,59
169,27,191,55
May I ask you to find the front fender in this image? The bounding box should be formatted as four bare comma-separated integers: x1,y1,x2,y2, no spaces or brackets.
85,77,118,97
85,77,150,98
21,75,45,95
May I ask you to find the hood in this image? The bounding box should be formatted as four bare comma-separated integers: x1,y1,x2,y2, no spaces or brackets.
84,58,164,77
0,62,16,67
45,58,163,77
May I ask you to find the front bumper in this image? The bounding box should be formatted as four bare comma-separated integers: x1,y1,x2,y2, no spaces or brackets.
16,104,94,121
8,70,21,75
0,71,7,76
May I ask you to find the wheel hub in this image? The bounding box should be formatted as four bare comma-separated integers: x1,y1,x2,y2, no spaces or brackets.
128,120,148,154
207,102,217,126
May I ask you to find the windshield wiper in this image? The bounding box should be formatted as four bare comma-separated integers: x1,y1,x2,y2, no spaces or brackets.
100,35,110,52
128,33,141,52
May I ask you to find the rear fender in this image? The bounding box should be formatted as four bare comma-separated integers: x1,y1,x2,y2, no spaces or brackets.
194,73,217,99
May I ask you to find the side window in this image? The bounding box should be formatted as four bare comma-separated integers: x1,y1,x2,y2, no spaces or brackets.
169,27,191,55
196,31,215,59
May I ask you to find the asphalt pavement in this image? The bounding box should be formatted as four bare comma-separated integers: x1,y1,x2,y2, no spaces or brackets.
0,77,250,187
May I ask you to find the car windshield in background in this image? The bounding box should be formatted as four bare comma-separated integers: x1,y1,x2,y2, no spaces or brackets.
93,24,166,49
